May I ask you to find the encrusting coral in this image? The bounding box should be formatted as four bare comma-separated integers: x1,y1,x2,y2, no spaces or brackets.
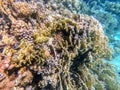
0,0,119,90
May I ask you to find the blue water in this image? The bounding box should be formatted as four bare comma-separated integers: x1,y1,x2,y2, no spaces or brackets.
81,0,120,80
109,33,120,79
100,1,120,80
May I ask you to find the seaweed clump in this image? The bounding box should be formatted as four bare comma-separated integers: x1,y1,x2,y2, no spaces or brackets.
0,0,119,90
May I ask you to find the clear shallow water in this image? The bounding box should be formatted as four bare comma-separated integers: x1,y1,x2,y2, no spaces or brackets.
109,36,120,79
109,56,120,72
108,23,120,79
86,0,120,79
114,33,120,41
79,0,120,82
107,56,120,82
105,0,120,81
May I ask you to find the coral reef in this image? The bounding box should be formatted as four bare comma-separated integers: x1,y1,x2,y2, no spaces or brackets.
0,0,119,90
55,0,120,80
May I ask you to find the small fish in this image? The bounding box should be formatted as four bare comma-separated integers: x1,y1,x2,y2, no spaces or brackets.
0,73,5,82
118,72,120,75
0,73,3,77
71,48,93,70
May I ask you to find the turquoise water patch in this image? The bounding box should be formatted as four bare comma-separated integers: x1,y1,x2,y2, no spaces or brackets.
108,56,120,81
114,33,120,41
109,56,120,72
